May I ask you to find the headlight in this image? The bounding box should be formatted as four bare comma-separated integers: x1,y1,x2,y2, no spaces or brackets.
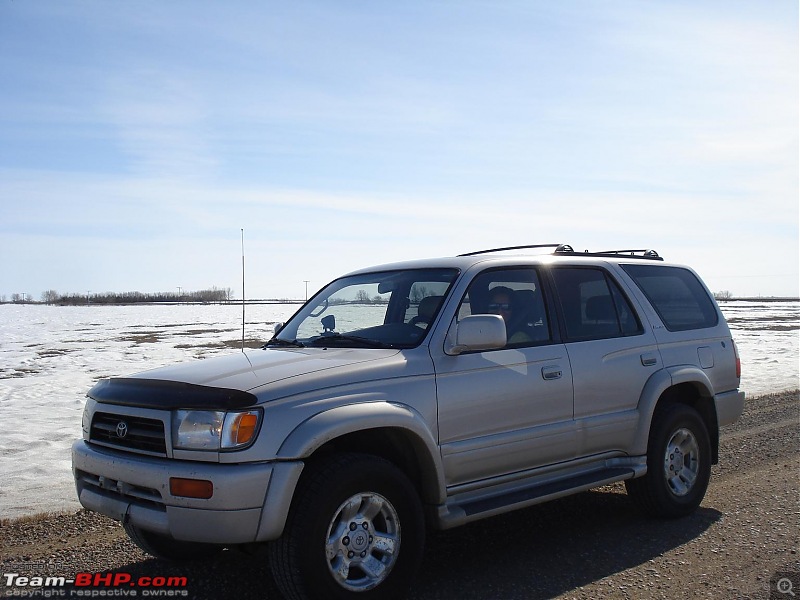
172,409,261,451
81,398,97,435
81,402,91,433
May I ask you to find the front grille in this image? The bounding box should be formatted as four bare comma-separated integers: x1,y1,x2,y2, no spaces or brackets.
90,412,167,455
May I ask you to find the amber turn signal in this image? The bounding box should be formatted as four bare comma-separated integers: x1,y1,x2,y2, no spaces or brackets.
170,477,213,499
232,412,259,445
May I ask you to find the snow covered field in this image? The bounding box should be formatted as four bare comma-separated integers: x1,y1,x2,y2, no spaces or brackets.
1,300,797,520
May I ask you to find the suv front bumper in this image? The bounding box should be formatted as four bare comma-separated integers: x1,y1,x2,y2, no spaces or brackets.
72,440,303,544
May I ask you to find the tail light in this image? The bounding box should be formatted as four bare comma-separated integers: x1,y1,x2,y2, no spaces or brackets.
732,338,741,380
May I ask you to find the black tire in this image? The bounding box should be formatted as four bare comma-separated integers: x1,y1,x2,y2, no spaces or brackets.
626,403,712,518
270,453,424,600
123,523,223,561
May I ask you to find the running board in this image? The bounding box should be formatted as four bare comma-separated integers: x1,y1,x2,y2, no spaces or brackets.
434,466,640,530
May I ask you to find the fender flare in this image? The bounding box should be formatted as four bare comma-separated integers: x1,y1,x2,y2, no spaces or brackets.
631,366,715,455
278,400,446,503
255,400,445,542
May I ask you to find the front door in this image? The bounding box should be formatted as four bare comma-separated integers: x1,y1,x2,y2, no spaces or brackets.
432,267,575,488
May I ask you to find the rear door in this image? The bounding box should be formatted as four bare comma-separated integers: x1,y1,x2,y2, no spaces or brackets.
548,265,662,456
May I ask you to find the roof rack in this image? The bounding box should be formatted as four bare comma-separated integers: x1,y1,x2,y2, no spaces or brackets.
458,244,571,257
459,245,663,261
552,248,663,261
591,249,662,260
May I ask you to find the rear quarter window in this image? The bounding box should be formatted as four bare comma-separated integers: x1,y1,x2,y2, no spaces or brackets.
622,264,719,331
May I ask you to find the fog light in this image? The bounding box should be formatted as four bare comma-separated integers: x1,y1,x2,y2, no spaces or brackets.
170,477,213,499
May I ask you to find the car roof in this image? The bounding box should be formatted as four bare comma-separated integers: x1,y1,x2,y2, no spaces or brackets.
343,246,673,277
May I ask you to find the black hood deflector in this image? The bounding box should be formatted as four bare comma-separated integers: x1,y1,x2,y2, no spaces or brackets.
87,378,258,410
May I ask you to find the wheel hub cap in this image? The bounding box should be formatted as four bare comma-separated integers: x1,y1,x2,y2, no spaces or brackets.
325,492,401,591
663,427,700,497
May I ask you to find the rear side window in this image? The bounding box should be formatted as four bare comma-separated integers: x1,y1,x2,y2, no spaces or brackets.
551,267,643,341
622,265,718,331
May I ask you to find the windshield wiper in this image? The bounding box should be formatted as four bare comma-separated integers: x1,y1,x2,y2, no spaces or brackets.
264,338,305,348
307,334,393,349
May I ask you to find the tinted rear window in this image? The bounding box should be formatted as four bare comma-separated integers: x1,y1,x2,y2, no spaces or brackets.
622,265,718,331
551,267,643,341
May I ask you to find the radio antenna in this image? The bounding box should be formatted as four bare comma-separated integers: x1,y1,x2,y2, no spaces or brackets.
241,228,246,352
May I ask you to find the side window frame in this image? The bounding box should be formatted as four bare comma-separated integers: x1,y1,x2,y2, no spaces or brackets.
547,266,644,342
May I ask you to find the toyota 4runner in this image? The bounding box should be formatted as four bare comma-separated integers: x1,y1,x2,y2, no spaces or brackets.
72,244,745,600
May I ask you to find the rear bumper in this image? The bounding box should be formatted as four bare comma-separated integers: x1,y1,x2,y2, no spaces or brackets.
72,440,302,544
715,389,745,427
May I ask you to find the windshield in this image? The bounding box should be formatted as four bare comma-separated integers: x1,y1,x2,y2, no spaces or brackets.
271,268,459,348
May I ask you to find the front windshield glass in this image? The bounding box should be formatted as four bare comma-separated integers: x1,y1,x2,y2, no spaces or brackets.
272,268,459,348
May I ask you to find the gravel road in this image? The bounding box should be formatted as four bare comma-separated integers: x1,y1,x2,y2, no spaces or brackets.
2,390,798,599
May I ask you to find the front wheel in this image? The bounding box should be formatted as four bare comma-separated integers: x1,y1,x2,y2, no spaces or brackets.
270,453,424,600
626,403,712,518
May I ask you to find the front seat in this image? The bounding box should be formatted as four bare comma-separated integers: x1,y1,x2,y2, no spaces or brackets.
410,295,443,327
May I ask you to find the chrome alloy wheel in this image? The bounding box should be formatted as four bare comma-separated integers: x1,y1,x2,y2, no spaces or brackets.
663,427,700,497
325,492,401,591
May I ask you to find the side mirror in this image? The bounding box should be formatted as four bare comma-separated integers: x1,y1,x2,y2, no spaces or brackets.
274,322,284,334
446,315,506,355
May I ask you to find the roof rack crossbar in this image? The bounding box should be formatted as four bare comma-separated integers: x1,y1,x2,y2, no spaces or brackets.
459,244,566,257
595,249,662,259
555,248,663,261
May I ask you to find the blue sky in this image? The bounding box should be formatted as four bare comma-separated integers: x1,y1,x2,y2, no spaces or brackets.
1,1,797,300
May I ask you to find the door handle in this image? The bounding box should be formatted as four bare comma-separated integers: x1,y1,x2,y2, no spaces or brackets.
542,367,562,380
641,354,658,367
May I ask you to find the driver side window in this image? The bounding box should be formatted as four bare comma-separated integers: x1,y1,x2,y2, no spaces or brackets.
459,268,551,348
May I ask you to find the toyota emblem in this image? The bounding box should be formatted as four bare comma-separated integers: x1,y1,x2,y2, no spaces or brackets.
116,421,129,439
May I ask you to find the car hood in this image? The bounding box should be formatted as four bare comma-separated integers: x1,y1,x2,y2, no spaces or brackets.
129,347,400,393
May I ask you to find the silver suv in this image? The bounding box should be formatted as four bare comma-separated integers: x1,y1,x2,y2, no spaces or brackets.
72,244,744,600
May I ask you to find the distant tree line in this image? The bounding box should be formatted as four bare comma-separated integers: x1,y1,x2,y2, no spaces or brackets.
35,287,234,305
328,286,435,305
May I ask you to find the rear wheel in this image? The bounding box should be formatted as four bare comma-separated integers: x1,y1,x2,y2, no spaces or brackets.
123,523,223,561
270,453,424,600
626,403,711,518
